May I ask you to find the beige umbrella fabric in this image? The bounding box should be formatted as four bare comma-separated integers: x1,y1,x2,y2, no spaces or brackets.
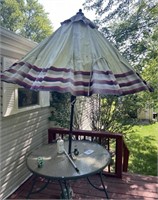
1,9,152,155
0,9,151,97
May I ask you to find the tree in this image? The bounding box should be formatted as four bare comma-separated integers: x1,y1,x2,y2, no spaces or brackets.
49,92,71,129
138,21,158,110
0,0,53,42
0,0,24,32
84,0,158,65
88,95,139,133
140,57,158,110
83,0,158,131
20,0,53,42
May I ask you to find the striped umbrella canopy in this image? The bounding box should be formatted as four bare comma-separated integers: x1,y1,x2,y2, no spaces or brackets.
0,9,151,97
1,10,151,155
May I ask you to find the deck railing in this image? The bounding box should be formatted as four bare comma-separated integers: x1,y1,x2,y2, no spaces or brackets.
48,128,129,178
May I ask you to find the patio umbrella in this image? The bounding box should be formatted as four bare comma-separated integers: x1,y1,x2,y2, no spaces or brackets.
0,9,151,155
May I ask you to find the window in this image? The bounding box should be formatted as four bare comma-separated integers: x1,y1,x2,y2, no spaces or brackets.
2,57,50,117
18,88,39,108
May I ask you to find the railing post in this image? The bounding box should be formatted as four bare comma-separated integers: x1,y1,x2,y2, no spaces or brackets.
123,141,130,172
48,128,56,143
115,136,123,178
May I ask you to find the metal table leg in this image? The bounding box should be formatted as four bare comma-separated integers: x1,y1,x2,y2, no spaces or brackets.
26,175,50,199
59,180,73,199
99,172,109,199
87,172,109,199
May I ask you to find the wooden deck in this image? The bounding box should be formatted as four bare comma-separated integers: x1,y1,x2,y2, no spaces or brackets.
8,172,157,199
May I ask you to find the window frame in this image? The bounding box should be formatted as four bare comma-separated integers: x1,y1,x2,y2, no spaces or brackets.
1,56,50,117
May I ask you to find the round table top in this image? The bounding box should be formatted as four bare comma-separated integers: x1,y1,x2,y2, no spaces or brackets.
26,140,111,180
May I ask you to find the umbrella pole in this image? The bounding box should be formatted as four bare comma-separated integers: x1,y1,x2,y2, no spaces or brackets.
68,95,76,155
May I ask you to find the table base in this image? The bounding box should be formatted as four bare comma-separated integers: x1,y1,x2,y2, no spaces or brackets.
26,173,109,199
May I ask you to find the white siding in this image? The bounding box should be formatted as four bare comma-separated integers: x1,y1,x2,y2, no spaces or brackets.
137,108,153,121
74,95,100,130
2,57,18,116
0,27,50,199
0,108,50,199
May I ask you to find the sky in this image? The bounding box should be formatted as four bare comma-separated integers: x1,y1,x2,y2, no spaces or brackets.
38,0,95,30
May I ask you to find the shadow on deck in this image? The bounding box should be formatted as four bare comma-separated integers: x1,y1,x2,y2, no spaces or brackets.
8,172,158,199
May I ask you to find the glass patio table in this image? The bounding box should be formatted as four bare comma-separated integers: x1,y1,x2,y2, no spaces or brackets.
26,140,111,199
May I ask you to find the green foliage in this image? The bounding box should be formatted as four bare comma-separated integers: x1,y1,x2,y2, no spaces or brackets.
127,134,157,176
20,0,53,42
83,0,158,133
137,25,158,110
90,95,139,134
84,0,158,63
140,58,158,110
49,92,71,129
0,0,53,42
0,0,24,32
125,123,158,176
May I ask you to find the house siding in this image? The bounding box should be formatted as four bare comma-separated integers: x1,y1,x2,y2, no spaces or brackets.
0,108,49,199
74,96,100,130
137,108,153,121
0,27,50,199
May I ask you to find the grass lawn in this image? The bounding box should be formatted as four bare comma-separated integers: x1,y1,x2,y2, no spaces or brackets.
125,122,158,176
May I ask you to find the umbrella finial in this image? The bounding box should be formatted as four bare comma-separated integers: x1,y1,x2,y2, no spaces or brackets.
77,9,84,15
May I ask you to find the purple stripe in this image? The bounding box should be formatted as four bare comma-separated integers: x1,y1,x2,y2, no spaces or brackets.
93,70,113,76
13,62,43,72
0,75,120,95
12,62,114,76
6,69,37,81
12,62,140,81
9,63,147,89
3,68,119,87
12,62,140,82
1,73,146,89
50,66,91,75
42,76,118,86
13,62,90,75
1,74,148,96
0,75,33,90
119,79,142,87
115,70,135,78
50,66,112,76
2,73,118,87
122,86,148,95
49,68,113,76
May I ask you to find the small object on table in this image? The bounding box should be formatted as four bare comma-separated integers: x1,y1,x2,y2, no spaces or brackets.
37,157,44,168
74,148,79,156
57,137,64,154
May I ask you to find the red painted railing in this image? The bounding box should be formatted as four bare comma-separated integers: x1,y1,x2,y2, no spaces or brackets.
48,128,129,178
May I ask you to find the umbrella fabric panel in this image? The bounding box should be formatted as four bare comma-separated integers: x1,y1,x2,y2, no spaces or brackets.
18,22,132,73
0,10,150,96
19,25,74,69
1,60,148,96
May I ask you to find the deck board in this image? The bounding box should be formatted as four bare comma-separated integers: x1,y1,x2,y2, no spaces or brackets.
7,172,158,199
